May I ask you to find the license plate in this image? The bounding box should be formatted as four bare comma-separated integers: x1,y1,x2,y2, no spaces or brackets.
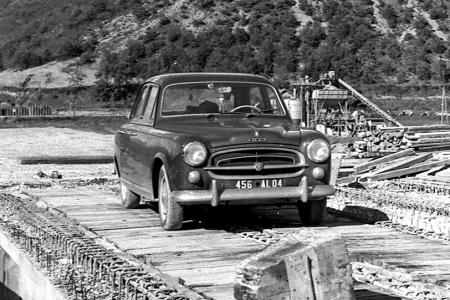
235,179,283,189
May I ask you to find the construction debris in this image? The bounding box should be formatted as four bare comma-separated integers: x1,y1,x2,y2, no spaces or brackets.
234,231,354,300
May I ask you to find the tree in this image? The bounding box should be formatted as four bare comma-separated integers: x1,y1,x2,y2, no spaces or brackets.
431,59,450,83
16,74,36,106
380,4,398,28
62,64,87,116
416,60,432,80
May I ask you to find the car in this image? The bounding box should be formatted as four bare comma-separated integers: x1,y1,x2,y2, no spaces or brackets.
114,73,335,230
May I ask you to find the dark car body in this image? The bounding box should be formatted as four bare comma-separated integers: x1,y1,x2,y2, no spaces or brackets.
114,73,335,230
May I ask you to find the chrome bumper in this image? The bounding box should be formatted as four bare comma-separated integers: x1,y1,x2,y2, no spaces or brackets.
171,177,335,207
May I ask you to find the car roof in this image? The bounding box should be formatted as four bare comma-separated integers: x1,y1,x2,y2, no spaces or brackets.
145,72,273,86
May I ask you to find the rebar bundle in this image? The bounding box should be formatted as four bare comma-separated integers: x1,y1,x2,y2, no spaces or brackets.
0,193,198,300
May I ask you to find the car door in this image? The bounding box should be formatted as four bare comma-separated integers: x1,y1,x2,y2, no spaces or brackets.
123,83,160,192
119,83,151,184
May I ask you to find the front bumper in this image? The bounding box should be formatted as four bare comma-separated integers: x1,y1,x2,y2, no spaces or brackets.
171,177,335,207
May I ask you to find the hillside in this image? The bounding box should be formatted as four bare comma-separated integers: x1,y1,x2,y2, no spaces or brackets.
0,0,449,91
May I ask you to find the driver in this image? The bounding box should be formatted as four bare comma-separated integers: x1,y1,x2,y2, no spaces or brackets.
249,90,262,108
249,94,262,109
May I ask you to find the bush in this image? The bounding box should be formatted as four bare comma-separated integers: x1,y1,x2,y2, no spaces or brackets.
57,39,84,59
12,50,42,69
197,0,215,9
380,4,398,28
429,6,448,20
79,51,96,64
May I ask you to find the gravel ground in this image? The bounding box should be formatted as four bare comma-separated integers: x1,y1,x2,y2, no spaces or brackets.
0,127,115,184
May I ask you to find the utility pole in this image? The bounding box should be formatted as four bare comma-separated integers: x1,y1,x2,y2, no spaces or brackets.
441,87,448,125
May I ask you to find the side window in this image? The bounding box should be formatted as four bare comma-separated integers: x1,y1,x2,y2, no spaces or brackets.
143,86,159,120
130,84,150,119
266,87,283,115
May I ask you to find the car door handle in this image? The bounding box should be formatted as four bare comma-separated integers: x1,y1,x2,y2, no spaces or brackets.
128,132,138,137
117,130,127,134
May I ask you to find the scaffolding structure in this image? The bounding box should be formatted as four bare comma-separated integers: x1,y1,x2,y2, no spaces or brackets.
289,71,401,136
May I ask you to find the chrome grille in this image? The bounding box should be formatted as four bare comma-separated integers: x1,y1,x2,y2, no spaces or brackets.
206,147,306,180
216,153,296,167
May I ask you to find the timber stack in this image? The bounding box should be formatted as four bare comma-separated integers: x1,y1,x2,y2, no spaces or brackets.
348,125,450,157
338,148,450,184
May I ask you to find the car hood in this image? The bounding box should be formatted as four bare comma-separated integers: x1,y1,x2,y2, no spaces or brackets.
156,117,302,148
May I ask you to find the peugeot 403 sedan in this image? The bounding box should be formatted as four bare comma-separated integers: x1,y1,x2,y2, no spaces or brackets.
114,73,335,230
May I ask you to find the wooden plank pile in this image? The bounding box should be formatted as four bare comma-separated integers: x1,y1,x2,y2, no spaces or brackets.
337,149,450,185
348,125,450,157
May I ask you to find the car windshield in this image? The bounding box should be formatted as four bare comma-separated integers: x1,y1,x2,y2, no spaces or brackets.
161,82,285,116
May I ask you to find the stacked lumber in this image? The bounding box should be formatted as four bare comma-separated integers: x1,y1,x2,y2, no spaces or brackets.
234,231,354,300
404,130,450,150
337,149,450,184
348,125,450,157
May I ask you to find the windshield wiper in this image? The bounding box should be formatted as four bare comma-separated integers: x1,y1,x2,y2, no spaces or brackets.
245,108,281,118
206,112,244,118
258,108,280,113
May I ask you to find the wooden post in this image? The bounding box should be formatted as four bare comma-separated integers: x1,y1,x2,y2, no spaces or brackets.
234,232,355,300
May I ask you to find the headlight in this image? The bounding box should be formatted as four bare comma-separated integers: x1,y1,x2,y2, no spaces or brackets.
306,139,330,163
183,142,207,166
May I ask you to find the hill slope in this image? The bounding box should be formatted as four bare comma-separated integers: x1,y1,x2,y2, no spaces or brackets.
0,0,449,88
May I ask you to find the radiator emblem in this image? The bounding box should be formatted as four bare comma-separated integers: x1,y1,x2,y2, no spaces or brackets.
248,137,268,143
254,162,264,171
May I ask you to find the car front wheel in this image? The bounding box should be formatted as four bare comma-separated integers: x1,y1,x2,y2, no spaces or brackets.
297,198,326,225
120,181,140,208
158,165,184,230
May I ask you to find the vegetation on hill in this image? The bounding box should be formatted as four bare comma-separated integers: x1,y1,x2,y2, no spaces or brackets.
0,0,449,103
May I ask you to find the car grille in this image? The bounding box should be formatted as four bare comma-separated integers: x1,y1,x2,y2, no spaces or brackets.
205,147,307,179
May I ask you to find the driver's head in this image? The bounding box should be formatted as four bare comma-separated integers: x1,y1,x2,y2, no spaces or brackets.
249,94,261,107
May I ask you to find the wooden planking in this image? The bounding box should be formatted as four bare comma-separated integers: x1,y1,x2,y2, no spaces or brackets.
353,149,414,173
168,265,238,285
30,189,450,300
365,159,450,181
144,247,264,267
193,283,235,300
360,153,432,177
115,236,260,252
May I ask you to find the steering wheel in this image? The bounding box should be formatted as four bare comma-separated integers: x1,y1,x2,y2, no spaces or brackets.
230,105,262,113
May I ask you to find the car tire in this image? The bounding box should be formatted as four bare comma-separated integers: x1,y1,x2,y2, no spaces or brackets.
158,165,184,230
120,181,140,209
297,198,326,225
